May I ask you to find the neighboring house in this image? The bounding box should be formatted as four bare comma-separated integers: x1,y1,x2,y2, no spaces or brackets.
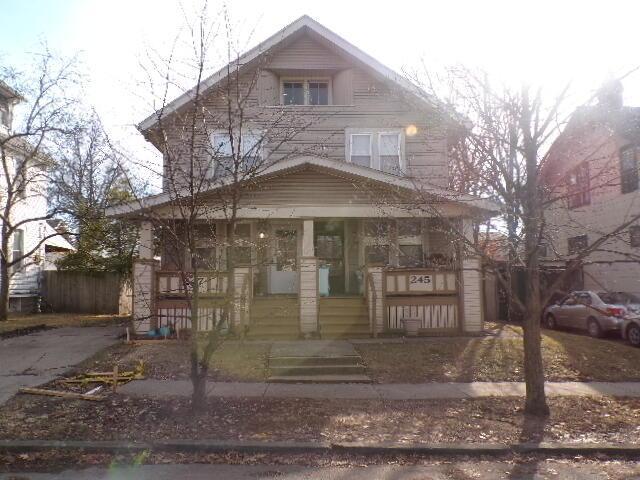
107,16,497,337
542,79,640,296
0,80,74,312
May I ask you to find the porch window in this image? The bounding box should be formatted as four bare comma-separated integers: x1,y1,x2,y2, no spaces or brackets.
380,133,401,174
399,244,424,267
630,226,640,248
364,219,391,237
398,219,422,237
350,134,372,168
366,245,389,265
621,146,639,194
194,224,217,270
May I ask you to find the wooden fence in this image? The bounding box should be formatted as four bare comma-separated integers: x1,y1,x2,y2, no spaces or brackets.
42,271,131,315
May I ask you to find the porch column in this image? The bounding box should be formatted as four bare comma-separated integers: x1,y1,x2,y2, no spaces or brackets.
366,265,384,335
231,266,252,334
133,221,157,333
460,218,483,332
299,219,318,336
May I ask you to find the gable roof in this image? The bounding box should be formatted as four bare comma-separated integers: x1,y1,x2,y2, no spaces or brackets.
105,155,499,218
138,15,442,132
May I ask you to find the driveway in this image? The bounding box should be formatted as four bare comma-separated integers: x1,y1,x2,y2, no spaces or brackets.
0,326,121,404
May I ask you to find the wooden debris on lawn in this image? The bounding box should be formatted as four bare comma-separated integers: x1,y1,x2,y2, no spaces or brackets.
60,360,145,388
18,387,105,401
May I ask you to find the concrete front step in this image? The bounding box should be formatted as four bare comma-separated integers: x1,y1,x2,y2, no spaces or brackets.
269,355,362,367
270,364,367,376
268,374,372,383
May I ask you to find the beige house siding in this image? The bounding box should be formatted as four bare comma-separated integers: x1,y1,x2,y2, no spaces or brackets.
155,32,449,193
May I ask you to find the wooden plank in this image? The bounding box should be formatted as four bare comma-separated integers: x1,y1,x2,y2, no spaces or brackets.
19,387,105,401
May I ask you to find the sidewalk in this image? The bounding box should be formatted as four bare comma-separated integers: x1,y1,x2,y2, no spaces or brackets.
119,379,640,400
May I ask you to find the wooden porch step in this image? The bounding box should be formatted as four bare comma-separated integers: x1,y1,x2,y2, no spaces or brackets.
269,364,367,376
268,374,371,384
269,355,362,367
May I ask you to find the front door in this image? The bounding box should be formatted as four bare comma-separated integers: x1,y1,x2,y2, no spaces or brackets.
268,227,298,294
315,220,345,295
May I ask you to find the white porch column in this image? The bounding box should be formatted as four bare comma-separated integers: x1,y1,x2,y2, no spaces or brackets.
366,265,384,335
299,219,318,336
231,266,252,333
133,221,157,332
460,218,483,332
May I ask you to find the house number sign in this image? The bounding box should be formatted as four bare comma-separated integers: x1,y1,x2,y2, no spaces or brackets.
408,274,432,291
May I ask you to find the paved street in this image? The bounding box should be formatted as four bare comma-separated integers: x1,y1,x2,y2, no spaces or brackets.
0,461,625,479
0,326,121,404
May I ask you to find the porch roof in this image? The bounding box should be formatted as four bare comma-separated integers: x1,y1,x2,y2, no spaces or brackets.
105,156,500,219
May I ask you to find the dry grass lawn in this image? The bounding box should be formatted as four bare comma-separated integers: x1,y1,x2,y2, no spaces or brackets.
357,322,640,383
78,340,269,382
0,313,129,334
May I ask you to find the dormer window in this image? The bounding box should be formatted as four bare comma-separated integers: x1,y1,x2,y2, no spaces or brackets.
282,79,330,105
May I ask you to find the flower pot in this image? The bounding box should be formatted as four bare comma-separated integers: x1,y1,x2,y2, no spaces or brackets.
401,317,421,337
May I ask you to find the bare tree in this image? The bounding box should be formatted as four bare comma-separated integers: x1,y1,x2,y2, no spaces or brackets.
120,5,328,410
0,49,81,320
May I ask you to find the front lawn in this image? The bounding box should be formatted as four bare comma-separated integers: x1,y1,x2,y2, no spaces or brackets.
357,322,640,383
0,393,638,446
77,340,269,382
0,313,129,335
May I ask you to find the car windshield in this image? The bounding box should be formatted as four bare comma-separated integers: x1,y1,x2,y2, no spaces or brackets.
598,292,640,304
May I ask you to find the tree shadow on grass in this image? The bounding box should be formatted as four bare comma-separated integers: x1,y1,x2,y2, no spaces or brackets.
506,413,550,480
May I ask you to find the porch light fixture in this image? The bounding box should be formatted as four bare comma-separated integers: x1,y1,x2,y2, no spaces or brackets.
405,124,418,137
258,231,266,239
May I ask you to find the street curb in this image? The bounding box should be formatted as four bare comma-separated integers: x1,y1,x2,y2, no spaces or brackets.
2,439,640,456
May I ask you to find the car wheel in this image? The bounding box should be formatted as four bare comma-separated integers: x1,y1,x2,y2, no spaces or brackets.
628,324,640,347
545,314,557,330
587,318,602,338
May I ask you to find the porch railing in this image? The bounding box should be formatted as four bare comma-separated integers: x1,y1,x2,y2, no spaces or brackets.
156,270,230,297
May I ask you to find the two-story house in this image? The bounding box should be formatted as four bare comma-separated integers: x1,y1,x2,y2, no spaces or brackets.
542,79,640,297
0,80,74,312
107,16,496,338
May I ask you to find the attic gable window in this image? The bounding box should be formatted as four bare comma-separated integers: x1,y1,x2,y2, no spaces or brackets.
282,79,329,105
620,146,639,194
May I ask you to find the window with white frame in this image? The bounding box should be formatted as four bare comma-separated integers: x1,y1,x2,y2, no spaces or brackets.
380,133,401,174
12,229,24,272
346,130,404,174
210,131,262,178
350,134,372,167
282,79,330,105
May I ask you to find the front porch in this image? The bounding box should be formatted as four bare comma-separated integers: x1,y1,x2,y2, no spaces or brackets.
132,217,483,338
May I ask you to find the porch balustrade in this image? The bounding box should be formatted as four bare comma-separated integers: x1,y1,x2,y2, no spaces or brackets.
156,270,230,297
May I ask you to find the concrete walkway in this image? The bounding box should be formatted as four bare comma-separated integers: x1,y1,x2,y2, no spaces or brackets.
119,379,640,400
0,326,121,404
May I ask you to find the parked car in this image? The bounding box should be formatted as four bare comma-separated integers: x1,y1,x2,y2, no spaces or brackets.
543,291,640,337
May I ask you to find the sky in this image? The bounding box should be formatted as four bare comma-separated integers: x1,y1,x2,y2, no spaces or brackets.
2,0,640,190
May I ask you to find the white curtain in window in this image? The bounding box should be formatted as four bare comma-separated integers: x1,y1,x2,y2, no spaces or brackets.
350,134,372,167
380,133,401,174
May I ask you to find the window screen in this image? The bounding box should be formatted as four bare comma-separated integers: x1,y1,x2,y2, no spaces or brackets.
308,82,328,105
283,82,304,105
380,133,401,174
350,134,372,167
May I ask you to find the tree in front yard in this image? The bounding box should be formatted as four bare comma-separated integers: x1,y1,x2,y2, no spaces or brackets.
126,4,324,411
0,49,81,321
409,68,640,416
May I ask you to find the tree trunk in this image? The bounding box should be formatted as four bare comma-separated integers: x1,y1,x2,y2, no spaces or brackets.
520,88,549,417
189,254,207,412
0,233,10,321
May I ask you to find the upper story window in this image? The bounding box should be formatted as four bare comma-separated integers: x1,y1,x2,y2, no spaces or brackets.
621,146,639,194
630,226,640,248
567,162,590,208
0,98,10,129
210,131,262,178
12,229,24,272
346,129,405,175
282,79,330,105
